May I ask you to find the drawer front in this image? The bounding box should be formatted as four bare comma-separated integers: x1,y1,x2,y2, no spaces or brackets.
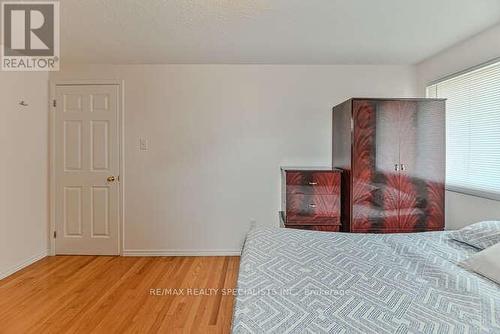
284,224,340,232
286,193,340,223
286,171,341,195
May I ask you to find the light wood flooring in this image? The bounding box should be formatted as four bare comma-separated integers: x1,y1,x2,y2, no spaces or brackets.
0,256,240,333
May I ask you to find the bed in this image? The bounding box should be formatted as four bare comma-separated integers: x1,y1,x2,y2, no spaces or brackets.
232,227,500,333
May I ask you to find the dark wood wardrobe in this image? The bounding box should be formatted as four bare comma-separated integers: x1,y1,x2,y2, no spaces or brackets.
332,98,446,233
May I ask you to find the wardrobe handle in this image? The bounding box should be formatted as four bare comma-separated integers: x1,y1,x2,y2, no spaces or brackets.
400,164,407,171
394,164,400,171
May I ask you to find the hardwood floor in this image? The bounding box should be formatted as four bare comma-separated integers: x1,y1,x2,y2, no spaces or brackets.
0,256,240,333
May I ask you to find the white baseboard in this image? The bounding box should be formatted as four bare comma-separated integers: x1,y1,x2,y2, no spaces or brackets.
122,249,242,257
0,249,49,280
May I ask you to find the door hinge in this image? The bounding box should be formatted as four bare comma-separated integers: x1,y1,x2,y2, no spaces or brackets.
53,231,57,238
53,100,56,107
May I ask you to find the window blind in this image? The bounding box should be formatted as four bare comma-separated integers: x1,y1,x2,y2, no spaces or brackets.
426,60,500,200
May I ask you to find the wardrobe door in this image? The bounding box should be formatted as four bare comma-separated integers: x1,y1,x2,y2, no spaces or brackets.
397,101,422,231
400,100,446,231
352,100,399,232
375,101,404,232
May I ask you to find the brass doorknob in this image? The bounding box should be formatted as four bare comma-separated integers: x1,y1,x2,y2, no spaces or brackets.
107,176,116,182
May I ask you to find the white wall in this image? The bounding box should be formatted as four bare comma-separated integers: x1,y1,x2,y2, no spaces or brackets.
51,64,417,253
447,192,500,230
417,23,500,230
0,72,49,279
417,23,500,94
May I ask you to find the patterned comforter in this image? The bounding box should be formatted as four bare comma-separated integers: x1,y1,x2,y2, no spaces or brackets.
232,227,500,333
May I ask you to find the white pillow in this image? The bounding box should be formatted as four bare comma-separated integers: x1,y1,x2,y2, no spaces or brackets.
449,221,500,249
460,243,500,285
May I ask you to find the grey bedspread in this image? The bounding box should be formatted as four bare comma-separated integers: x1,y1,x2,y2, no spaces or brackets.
232,227,500,333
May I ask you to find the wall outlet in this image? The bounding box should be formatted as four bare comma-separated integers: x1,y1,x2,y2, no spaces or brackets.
139,138,149,151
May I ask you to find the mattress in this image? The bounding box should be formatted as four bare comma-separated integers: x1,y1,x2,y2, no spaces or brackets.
232,227,500,333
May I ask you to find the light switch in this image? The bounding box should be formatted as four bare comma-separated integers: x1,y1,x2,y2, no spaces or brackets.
139,138,149,151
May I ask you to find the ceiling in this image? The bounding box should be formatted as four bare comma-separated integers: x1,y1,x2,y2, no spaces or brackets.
60,0,500,64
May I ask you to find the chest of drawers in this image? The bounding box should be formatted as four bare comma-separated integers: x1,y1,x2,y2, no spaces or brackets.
280,167,342,232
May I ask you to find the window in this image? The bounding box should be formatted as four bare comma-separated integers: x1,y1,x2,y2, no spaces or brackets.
426,60,500,200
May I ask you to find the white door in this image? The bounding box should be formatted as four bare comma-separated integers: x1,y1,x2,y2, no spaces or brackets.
54,84,120,255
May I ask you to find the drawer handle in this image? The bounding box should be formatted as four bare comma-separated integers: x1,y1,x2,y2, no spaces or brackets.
308,182,318,185
309,203,317,208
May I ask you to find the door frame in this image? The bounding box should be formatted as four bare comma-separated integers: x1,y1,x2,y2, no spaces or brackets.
49,80,125,256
